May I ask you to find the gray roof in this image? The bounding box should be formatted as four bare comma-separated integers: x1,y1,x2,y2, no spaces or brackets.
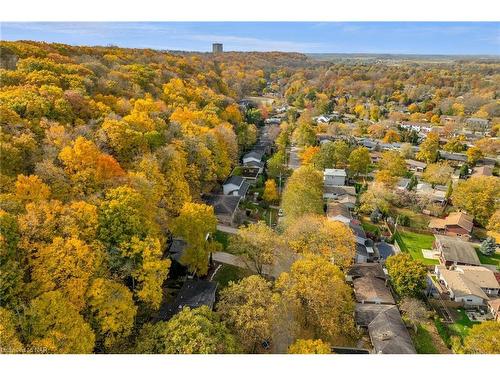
368,305,416,354
353,277,396,305
348,263,386,280
168,238,187,263
159,280,217,320
435,235,480,265
224,175,245,187
440,151,467,162
323,185,357,196
203,194,241,216
355,303,393,327
237,180,250,197
243,150,264,161
350,223,367,240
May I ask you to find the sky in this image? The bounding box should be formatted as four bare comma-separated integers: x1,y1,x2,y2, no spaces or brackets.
1,22,499,55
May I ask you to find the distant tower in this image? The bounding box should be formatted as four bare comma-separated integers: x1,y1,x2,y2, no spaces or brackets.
212,43,223,53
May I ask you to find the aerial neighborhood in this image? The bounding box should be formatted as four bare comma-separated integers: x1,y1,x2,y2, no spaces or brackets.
0,39,499,355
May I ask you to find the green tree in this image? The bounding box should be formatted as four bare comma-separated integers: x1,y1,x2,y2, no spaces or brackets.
348,146,371,177
281,166,323,226
153,306,239,354
479,237,496,256
172,202,219,276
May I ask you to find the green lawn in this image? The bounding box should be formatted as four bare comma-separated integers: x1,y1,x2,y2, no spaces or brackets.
395,230,438,265
392,207,431,230
448,309,477,340
411,324,439,354
476,249,500,270
211,264,253,288
213,230,231,250
361,221,381,235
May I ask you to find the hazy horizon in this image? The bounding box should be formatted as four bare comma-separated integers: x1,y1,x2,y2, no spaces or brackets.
2,22,499,55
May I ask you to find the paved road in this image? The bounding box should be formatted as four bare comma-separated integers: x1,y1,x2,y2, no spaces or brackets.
212,251,279,277
376,241,395,260
287,146,301,170
216,224,239,234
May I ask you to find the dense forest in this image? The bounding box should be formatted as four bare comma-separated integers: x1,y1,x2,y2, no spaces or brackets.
0,40,498,354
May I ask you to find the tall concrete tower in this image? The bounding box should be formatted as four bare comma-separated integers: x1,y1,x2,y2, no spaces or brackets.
212,43,223,53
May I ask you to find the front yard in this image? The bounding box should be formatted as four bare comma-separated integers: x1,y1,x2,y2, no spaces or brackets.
394,229,438,265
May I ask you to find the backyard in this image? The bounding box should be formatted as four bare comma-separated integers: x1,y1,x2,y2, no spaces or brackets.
394,229,438,265
211,264,254,288
475,249,500,270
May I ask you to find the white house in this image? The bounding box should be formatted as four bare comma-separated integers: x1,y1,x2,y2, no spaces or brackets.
242,150,264,165
222,176,250,198
326,202,352,224
324,169,347,186
435,265,499,307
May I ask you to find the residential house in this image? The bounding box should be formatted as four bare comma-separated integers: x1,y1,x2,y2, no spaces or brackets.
405,159,427,173
232,166,261,185
472,165,493,177
353,276,395,305
434,235,481,268
396,177,411,191
415,182,447,204
428,212,474,239
158,280,218,320
203,194,242,226
350,223,377,263
435,265,499,307
323,185,356,203
222,175,250,198
324,168,347,186
242,150,264,165
487,299,500,322
440,151,468,166
326,202,352,224
360,305,417,354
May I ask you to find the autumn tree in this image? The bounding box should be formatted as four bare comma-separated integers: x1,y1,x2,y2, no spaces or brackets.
281,166,323,226
0,307,24,353
86,278,137,351
23,291,95,353
422,162,453,186
348,146,371,177
171,202,219,276
416,132,439,163
383,129,401,143
462,321,500,354
284,214,356,270
263,179,279,204
399,297,429,333
138,306,239,354
276,254,357,345
385,253,427,298
31,236,102,310
288,339,331,354
443,135,466,153
217,275,278,353
228,222,280,275
466,146,483,166
378,150,407,177
452,176,500,227
14,174,50,204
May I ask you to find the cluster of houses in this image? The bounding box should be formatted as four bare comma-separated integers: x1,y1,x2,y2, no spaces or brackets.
203,123,274,226
348,263,417,354
428,234,500,321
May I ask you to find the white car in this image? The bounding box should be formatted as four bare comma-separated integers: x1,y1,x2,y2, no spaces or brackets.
278,209,284,217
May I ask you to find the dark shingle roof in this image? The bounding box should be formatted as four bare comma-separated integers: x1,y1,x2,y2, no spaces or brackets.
224,175,245,187
203,195,241,216
368,306,416,354
159,280,218,321
348,263,386,280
